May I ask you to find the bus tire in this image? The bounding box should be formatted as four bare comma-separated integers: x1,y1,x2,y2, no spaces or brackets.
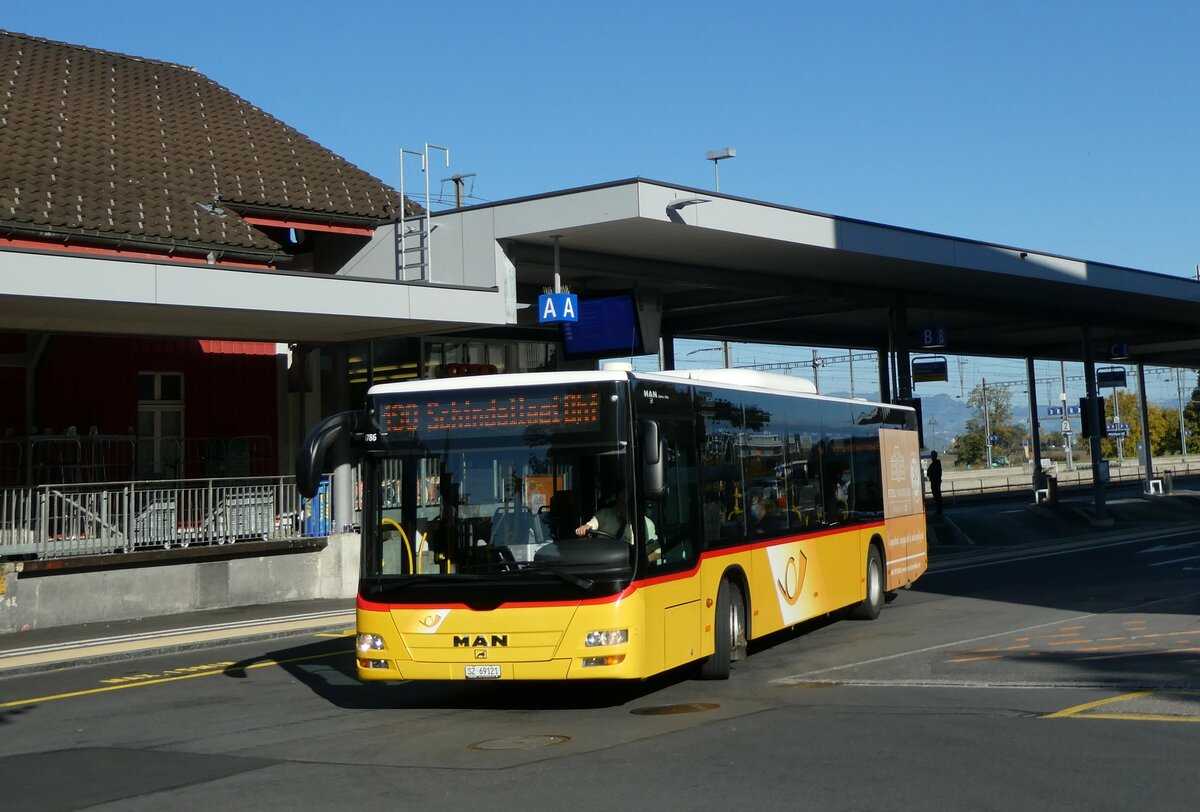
699,578,746,680
850,545,884,620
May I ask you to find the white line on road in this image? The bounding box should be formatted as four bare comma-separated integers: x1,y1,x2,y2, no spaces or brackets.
1138,541,1200,554
773,612,1101,684
774,585,1200,686
1149,554,1200,567
931,527,1200,574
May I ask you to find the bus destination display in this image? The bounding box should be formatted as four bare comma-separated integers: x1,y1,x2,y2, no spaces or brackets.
379,391,602,434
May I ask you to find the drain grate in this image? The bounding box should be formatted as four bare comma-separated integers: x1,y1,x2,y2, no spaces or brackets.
630,702,720,716
469,735,571,750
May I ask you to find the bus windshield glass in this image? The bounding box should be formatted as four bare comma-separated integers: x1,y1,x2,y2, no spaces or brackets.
363,381,640,594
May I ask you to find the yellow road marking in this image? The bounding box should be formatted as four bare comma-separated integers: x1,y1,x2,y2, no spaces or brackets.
101,662,235,683
1046,691,1153,718
947,655,1002,663
1068,713,1200,723
0,649,352,710
1132,630,1200,640
1047,690,1200,722
1075,643,1154,652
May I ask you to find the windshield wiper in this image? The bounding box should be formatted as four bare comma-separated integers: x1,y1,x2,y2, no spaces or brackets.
365,573,487,593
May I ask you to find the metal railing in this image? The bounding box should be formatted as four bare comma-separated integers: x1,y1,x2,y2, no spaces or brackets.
0,475,324,560
942,457,1200,498
0,434,275,487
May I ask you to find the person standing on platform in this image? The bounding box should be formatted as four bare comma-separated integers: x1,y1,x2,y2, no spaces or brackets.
927,450,944,515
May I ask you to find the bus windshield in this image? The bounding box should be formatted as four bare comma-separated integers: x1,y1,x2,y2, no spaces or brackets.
362,381,642,594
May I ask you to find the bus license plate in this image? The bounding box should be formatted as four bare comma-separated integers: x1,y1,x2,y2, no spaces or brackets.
465,664,501,680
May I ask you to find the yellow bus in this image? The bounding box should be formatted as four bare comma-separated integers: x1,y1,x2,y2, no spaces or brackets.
297,367,927,681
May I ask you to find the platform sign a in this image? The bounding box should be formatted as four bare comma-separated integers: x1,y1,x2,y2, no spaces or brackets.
538,293,578,323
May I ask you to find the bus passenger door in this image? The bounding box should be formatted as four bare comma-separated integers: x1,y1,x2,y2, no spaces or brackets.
634,381,702,672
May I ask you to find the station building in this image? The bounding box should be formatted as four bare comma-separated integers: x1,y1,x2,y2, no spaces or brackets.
7,28,1200,557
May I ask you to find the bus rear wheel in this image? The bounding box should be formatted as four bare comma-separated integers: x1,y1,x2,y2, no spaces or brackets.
850,545,884,620
699,578,747,680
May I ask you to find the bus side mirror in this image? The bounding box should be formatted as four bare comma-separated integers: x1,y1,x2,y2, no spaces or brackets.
640,419,667,500
296,409,368,498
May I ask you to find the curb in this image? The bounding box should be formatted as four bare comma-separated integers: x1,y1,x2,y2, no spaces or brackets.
0,609,355,677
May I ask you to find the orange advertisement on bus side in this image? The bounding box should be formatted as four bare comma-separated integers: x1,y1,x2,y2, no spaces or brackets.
879,428,927,589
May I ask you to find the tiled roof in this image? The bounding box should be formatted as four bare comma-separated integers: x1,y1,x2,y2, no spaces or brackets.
0,30,403,260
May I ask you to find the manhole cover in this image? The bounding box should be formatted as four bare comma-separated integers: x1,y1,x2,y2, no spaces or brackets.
469,735,571,750
630,702,720,716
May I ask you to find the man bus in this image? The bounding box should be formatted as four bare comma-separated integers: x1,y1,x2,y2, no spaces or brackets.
297,366,926,682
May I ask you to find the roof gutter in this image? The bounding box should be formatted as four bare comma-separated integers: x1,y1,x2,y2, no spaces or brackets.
0,222,288,267
222,200,405,228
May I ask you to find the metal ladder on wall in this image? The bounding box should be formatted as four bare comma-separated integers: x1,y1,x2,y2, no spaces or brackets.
396,144,450,282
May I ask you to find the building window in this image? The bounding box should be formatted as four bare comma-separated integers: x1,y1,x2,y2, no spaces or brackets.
138,372,184,479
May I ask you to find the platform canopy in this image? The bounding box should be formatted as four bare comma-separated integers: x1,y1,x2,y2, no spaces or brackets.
438,178,1200,368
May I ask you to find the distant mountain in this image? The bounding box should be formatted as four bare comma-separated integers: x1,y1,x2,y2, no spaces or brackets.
916,393,970,451
820,390,969,451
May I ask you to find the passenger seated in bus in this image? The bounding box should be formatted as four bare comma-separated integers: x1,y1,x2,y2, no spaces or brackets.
576,487,660,560
832,465,853,520
702,493,724,540
748,494,786,536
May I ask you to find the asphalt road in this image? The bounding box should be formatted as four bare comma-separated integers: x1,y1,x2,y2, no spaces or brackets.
2,532,1198,812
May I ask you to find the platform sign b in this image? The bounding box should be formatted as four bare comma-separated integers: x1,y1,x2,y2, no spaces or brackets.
919,327,946,349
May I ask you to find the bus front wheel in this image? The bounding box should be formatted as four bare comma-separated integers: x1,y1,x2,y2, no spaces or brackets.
699,578,746,680
850,545,884,620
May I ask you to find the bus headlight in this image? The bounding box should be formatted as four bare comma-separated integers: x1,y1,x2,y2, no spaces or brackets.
357,633,385,654
585,629,628,647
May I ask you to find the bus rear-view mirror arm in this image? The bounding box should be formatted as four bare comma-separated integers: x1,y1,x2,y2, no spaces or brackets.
296,409,370,498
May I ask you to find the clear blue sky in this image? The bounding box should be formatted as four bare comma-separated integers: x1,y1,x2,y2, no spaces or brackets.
5,1,1198,409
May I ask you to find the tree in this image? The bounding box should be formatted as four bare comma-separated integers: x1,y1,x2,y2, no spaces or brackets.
1100,390,1140,458
953,383,1021,467
1097,390,1184,459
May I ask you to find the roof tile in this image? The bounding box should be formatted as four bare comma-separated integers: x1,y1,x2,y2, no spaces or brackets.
0,30,404,258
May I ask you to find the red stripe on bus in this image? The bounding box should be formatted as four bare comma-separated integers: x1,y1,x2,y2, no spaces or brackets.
356,521,884,612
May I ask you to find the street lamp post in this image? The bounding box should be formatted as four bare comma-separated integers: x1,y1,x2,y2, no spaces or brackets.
1177,368,1188,458
983,377,993,469
1112,382,1124,465
705,148,736,192
1061,361,1074,472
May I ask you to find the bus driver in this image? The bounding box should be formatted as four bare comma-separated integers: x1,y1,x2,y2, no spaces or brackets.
576,488,660,561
